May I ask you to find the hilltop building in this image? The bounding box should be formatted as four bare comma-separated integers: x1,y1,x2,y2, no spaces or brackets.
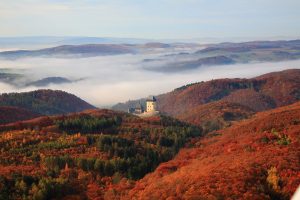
128,102,144,114
146,96,157,112
128,96,159,117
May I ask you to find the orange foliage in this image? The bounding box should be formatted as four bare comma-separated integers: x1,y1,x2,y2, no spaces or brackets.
0,106,41,125
157,69,300,117
177,100,254,130
125,102,300,199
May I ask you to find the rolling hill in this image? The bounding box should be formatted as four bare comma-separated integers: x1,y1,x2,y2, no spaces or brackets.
196,39,300,54
0,109,201,199
143,40,300,72
0,44,135,59
0,106,41,125
177,101,255,133
126,101,300,200
25,77,72,87
0,69,299,199
145,55,235,72
113,69,300,130
157,69,300,116
0,72,24,85
0,89,95,115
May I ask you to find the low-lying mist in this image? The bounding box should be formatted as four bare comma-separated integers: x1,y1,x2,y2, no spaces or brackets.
1,54,300,107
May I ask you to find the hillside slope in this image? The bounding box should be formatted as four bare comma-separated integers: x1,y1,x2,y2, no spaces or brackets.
0,109,201,199
0,89,95,115
126,101,300,200
0,106,41,125
177,101,255,133
113,69,300,129
157,69,300,116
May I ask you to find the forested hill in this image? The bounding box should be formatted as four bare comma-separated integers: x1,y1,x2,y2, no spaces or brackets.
113,69,300,131
0,109,202,199
126,101,300,199
0,89,95,115
157,69,300,115
0,106,41,125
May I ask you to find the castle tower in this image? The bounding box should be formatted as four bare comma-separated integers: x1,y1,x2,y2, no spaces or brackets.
146,96,157,112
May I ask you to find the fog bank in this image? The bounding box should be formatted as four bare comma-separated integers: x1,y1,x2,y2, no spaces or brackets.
0,55,300,107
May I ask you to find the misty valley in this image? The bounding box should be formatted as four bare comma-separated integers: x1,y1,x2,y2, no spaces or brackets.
0,37,299,200
0,39,300,107
1,0,300,199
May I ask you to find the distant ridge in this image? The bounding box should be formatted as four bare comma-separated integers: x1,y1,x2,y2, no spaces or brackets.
0,36,154,47
25,77,72,87
0,44,135,59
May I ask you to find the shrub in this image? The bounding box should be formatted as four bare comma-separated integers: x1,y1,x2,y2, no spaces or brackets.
267,167,280,192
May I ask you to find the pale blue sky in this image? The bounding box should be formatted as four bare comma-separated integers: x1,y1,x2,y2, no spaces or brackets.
0,0,299,39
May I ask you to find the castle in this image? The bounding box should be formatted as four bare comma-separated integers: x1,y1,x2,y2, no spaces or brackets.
128,96,159,117
146,96,157,112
